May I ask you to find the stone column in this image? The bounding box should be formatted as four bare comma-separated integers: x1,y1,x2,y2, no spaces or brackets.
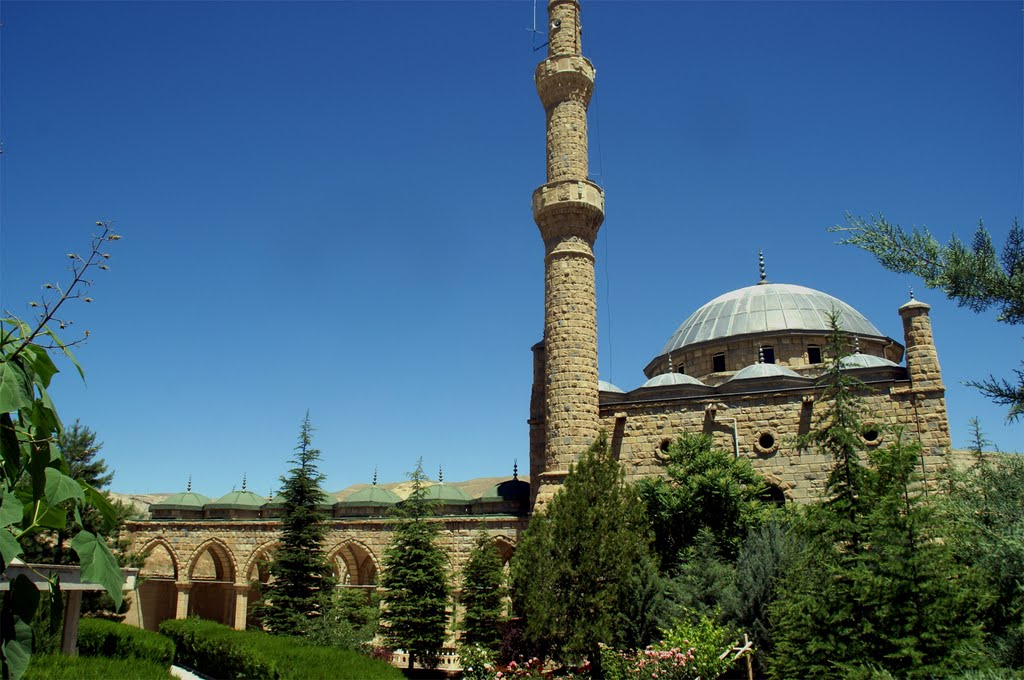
532,0,605,509
233,585,249,630
174,582,191,620
898,297,951,453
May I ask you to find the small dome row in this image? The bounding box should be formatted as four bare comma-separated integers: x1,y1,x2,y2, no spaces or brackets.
600,349,900,393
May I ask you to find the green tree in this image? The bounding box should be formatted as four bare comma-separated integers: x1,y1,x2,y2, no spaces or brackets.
769,318,988,678
636,433,770,572
257,414,334,635
940,422,1024,669
834,214,1024,420
379,459,450,669
459,531,506,652
0,223,125,679
510,432,660,676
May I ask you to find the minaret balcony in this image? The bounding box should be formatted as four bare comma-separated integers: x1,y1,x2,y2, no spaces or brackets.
536,55,596,109
533,179,605,242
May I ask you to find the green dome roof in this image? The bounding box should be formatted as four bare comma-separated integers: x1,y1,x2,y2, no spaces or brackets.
208,489,267,509
341,486,401,506
153,491,211,509
423,483,471,503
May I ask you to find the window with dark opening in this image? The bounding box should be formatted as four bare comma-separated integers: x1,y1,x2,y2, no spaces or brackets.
808,345,822,364
676,363,686,375
862,428,880,445
758,432,776,450
762,346,776,364
712,353,726,372
758,485,786,506
659,438,672,454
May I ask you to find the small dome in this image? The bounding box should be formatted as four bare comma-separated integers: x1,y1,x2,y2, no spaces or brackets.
479,478,530,503
340,486,401,506
641,373,707,388
598,380,625,393
153,491,211,509
840,353,900,369
207,489,267,509
423,483,472,503
661,283,884,354
726,362,802,382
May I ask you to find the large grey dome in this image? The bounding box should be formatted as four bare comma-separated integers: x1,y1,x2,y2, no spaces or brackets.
661,283,883,353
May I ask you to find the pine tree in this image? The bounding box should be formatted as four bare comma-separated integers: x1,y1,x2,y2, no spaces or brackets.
258,413,334,635
510,432,660,675
459,531,506,652
379,459,450,669
768,317,987,678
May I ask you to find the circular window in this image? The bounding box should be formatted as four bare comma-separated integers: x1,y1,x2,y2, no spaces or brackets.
753,431,779,456
659,438,672,454
861,426,882,447
551,18,562,29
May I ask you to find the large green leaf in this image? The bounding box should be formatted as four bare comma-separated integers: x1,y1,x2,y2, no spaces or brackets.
0,363,32,415
1,618,33,680
28,442,50,499
34,500,67,531
69,531,123,608
18,345,57,390
26,384,61,437
82,484,117,533
0,492,23,528
0,529,22,571
44,467,84,508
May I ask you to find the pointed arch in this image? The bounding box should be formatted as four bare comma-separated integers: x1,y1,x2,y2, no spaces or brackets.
186,538,237,583
243,541,279,586
138,538,179,580
327,539,380,587
758,473,795,503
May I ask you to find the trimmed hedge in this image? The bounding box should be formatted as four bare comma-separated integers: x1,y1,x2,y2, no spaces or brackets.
160,618,403,680
24,653,174,680
77,617,175,666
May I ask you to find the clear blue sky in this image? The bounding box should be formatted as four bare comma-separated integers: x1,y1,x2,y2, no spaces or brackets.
1,1,1021,496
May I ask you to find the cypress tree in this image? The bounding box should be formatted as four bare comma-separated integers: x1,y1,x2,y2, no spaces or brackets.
459,531,506,652
379,459,450,669
510,432,659,675
258,413,334,635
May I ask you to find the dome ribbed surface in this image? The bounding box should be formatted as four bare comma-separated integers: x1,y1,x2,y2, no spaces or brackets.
598,380,625,393
661,283,883,353
341,486,401,505
840,353,899,369
153,491,211,509
726,362,803,382
641,373,707,388
208,489,266,508
423,483,472,503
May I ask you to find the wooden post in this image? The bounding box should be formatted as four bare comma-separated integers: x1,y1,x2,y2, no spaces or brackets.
60,591,83,656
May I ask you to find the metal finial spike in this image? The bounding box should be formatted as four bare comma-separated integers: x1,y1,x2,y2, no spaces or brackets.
242,474,247,492
268,489,273,502
372,466,378,486
667,353,674,375
854,336,861,353
758,346,765,364
758,249,767,283
909,286,915,300
513,459,519,480
187,475,192,493
438,465,443,483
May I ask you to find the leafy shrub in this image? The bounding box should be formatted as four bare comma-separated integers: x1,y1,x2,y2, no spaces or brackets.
78,617,174,666
160,617,403,680
24,653,173,680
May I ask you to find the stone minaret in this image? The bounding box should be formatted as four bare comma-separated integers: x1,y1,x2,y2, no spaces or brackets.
530,0,605,509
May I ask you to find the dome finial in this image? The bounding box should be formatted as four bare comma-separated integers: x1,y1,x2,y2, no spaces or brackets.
758,345,765,364
667,353,674,375
854,335,861,354
242,474,247,492
187,475,192,493
513,459,519,480
758,249,767,284
372,466,378,486
438,465,443,483
909,286,915,300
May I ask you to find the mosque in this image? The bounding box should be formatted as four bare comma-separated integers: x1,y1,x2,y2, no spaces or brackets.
123,0,949,634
